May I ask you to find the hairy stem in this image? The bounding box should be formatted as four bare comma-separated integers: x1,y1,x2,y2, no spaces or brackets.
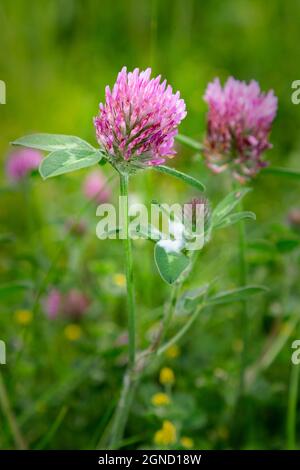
237,201,248,395
108,370,138,449
108,173,136,449
231,192,250,446
157,304,204,356
120,173,136,368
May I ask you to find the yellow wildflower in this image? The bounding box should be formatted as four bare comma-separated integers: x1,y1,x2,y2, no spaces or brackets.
14,309,33,325
113,273,126,288
151,393,171,407
64,324,82,341
154,420,177,446
180,436,194,449
165,344,180,359
159,367,175,385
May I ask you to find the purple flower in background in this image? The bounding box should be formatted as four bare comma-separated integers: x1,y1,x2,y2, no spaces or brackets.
6,148,42,183
83,169,111,204
94,67,186,167
203,77,278,182
65,217,87,237
44,289,62,319
63,289,90,319
44,289,90,320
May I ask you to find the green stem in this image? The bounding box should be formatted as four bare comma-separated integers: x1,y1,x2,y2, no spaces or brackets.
108,173,137,449
231,192,249,446
160,283,180,343
158,304,204,356
239,204,249,395
108,370,138,449
236,195,248,396
154,251,199,351
287,363,300,449
0,373,27,449
120,173,136,368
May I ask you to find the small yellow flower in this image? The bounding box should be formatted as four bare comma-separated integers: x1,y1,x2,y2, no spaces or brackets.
165,344,180,359
113,273,126,288
64,324,82,341
14,309,33,326
154,420,177,446
151,393,171,407
180,436,194,449
159,367,175,385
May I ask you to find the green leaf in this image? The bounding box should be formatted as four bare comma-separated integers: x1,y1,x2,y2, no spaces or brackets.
175,134,203,151
276,238,300,253
154,243,190,285
39,148,103,179
0,281,32,300
214,211,256,229
11,133,95,152
206,285,268,306
176,284,209,316
262,166,300,179
212,187,251,226
152,165,206,191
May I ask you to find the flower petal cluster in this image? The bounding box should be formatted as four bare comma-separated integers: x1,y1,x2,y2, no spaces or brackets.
6,148,42,182
94,67,186,168
203,77,277,181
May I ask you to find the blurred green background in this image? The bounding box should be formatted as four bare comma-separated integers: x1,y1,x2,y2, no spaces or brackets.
0,0,300,450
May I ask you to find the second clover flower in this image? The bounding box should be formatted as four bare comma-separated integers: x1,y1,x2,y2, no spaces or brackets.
94,67,186,169
203,77,278,182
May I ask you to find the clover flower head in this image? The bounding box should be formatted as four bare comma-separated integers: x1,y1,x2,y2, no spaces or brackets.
159,367,175,385
65,218,87,237
151,392,171,407
44,288,89,320
63,289,90,319
165,344,181,359
203,77,277,182
14,309,33,326
44,289,62,319
6,148,42,183
154,420,177,447
184,196,211,232
288,208,300,231
83,169,111,204
64,324,82,342
94,67,186,169
180,436,194,449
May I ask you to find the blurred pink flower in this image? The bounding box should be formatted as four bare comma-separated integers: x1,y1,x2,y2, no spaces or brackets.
65,217,87,237
94,67,186,167
6,148,42,183
44,289,62,319
288,208,300,230
63,289,90,319
83,169,111,204
203,77,278,182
